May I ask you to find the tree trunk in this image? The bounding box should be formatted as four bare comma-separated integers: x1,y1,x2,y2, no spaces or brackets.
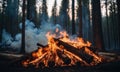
0,0,6,42
113,1,118,50
92,0,104,51
88,1,93,43
72,0,75,35
59,0,69,31
20,0,26,54
2,0,13,37
27,0,37,24
11,0,19,36
0,19,2,42
51,0,57,24
110,1,115,50
117,0,120,49
105,0,110,49
0,18,1,42
77,0,83,37
42,0,48,22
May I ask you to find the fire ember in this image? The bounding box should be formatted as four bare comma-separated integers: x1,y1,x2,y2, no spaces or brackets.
22,28,102,68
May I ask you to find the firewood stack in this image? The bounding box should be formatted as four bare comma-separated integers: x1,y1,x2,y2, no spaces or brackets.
22,38,102,68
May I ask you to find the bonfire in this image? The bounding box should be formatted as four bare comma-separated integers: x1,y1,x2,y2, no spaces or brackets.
22,28,102,68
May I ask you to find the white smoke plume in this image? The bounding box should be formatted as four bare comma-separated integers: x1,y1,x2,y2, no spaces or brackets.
1,20,62,53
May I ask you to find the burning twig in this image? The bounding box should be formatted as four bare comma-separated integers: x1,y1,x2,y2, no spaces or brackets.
29,52,48,65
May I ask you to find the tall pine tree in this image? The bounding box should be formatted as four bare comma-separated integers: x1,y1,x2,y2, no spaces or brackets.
5,0,19,36
0,0,6,42
41,0,48,22
77,0,82,37
117,0,120,49
51,0,57,24
20,0,26,54
27,0,37,24
59,0,69,31
92,0,104,51
72,0,75,34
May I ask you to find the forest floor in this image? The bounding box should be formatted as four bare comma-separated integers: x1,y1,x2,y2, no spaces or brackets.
0,51,120,72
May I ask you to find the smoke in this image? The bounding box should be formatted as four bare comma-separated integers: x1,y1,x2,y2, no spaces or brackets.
1,20,62,53
2,29,13,46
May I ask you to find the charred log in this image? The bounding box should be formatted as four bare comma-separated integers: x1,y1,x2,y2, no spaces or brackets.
39,62,45,68
37,43,48,48
28,63,35,68
87,46,98,53
48,61,55,67
75,61,81,67
54,38,94,64
57,49,71,65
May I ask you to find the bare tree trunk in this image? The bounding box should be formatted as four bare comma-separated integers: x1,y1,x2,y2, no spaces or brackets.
51,0,57,24
11,0,19,36
88,1,93,43
113,1,118,50
117,0,120,49
0,16,2,42
0,0,6,42
42,0,48,22
105,0,110,49
0,12,1,42
110,1,115,50
59,0,69,31
72,0,75,35
92,0,104,51
27,0,37,24
4,0,11,35
77,0,83,37
20,0,26,54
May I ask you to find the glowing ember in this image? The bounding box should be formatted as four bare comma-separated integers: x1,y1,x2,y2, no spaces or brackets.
22,28,102,68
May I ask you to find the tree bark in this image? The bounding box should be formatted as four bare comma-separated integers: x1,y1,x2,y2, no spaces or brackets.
72,0,75,35
77,0,83,37
59,0,69,31
0,13,1,42
51,0,57,24
42,0,48,22
117,0,120,49
27,0,37,24
20,0,26,54
92,0,104,51
105,0,110,49
0,0,6,42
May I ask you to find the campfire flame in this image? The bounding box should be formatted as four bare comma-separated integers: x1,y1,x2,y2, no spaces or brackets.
22,28,102,68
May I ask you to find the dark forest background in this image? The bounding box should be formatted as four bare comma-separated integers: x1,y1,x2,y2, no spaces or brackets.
0,0,120,53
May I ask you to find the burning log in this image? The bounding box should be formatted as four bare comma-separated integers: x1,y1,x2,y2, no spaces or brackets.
57,49,71,65
54,38,94,64
29,52,48,64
